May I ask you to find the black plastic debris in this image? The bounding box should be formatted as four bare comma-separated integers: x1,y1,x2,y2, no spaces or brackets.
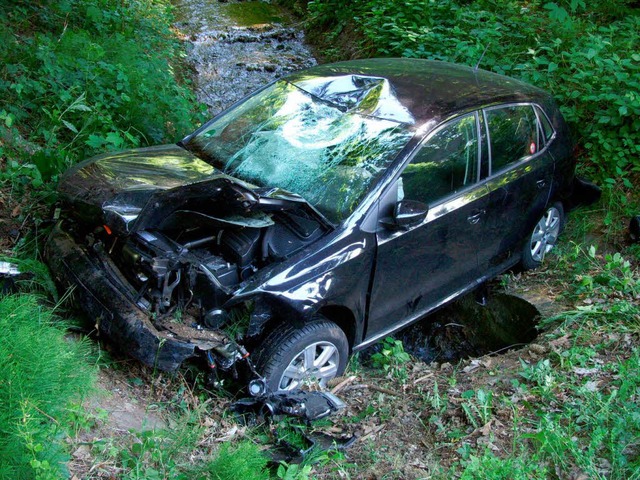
0,261,26,294
270,427,357,465
231,389,346,422
231,389,355,463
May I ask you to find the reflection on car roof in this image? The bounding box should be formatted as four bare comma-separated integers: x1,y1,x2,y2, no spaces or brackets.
286,58,549,129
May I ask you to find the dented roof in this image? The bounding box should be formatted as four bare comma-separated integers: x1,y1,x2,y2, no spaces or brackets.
286,58,549,127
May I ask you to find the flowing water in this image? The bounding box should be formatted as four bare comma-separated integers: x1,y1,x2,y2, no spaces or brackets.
173,0,316,116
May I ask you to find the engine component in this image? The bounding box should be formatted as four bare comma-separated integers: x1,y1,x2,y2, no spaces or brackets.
203,308,228,329
219,228,262,267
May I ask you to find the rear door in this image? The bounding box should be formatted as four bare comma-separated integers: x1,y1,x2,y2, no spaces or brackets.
477,104,554,273
366,112,490,341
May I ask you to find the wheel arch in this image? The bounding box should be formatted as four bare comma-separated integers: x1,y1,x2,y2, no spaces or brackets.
317,304,358,351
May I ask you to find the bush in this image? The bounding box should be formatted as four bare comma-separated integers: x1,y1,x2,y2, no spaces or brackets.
201,441,270,480
305,0,640,190
0,294,95,480
0,0,202,187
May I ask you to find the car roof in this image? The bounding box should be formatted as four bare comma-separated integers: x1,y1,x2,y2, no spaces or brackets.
286,58,550,128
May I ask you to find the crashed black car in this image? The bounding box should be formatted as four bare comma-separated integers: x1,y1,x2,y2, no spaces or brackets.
46,59,583,392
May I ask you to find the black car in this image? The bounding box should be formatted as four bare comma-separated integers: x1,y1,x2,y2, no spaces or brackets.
46,58,582,392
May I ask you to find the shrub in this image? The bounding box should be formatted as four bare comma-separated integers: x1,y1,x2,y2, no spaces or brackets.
0,0,202,187
305,0,640,191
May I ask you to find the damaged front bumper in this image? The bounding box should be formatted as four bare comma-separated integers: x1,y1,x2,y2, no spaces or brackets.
45,223,243,372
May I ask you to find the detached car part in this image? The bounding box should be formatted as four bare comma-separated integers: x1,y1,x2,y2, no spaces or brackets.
231,388,346,421
0,262,33,295
45,58,596,391
630,216,640,243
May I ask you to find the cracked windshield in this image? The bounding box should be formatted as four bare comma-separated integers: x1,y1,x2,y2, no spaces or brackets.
185,80,413,223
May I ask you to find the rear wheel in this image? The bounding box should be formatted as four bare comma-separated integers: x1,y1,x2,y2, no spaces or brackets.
255,318,349,392
522,202,564,270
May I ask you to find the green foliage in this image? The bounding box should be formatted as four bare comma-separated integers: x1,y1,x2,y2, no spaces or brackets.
202,441,269,480
0,0,202,188
306,0,640,191
370,336,412,382
460,388,493,428
519,351,640,478
457,451,549,479
276,461,313,480
0,294,95,480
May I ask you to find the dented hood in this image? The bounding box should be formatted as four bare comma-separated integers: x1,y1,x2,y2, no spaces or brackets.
59,144,217,210
58,144,327,234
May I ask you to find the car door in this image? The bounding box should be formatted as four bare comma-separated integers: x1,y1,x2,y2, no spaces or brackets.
366,112,490,341
477,104,554,273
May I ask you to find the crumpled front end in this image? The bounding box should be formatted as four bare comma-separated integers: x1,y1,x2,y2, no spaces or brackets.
45,223,243,372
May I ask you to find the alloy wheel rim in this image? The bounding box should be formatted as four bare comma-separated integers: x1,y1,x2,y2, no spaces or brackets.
530,206,561,262
278,341,340,391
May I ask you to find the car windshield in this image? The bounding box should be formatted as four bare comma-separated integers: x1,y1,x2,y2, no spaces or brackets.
184,80,413,223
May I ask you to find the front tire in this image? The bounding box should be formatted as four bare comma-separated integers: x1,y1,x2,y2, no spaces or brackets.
255,318,349,392
522,202,564,270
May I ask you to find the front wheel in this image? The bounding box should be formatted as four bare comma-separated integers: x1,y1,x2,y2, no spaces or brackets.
522,202,564,270
254,318,349,392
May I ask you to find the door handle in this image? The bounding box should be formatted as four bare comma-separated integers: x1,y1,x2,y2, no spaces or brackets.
536,179,547,189
467,209,485,225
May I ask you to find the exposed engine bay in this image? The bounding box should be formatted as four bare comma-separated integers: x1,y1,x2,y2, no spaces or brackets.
95,207,325,330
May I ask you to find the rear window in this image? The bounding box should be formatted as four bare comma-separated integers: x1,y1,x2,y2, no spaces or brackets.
535,105,555,144
485,105,538,174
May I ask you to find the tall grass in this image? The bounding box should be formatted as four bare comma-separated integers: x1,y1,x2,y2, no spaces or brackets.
0,294,95,480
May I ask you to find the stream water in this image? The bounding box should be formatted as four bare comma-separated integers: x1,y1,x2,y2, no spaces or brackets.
173,0,316,116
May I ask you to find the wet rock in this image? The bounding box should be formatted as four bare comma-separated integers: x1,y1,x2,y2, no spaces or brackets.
173,0,316,116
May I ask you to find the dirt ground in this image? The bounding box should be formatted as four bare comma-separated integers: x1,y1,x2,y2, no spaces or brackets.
59,266,584,478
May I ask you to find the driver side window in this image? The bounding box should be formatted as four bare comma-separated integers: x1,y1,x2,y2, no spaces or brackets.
400,113,479,205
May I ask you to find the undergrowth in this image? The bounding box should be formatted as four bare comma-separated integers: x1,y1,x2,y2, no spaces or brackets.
0,0,202,190
0,294,95,480
304,0,640,214
453,236,640,478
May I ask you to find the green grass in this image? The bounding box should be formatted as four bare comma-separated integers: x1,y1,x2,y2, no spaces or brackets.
0,294,95,480
451,242,640,479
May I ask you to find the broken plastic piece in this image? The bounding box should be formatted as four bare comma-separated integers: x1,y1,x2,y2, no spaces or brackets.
630,216,640,243
270,429,357,465
0,262,33,295
231,389,346,422
0,262,21,276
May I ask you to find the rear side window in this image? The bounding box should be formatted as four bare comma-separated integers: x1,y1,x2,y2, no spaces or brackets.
485,105,538,174
535,105,555,144
401,113,479,205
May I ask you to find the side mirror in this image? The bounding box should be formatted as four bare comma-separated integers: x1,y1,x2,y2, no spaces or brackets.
381,200,428,230
394,200,428,228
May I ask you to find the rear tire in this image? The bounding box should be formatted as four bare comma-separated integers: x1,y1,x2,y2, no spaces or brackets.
254,318,348,392
522,202,564,270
